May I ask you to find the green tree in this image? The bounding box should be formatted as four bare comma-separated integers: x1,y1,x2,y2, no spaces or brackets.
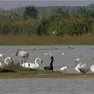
23,5,38,19
36,19,49,35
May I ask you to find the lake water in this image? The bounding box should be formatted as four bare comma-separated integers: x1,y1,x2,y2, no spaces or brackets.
0,45,94,72
0,78,94,94
0,45,94,94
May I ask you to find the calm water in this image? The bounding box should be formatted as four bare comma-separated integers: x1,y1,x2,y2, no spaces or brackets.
0,78,94,94
0,46,94,94
0,45,94,72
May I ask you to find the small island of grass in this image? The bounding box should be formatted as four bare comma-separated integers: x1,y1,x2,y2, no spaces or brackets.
0,68,94,78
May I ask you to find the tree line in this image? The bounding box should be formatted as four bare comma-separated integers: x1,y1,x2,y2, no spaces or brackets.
0,5,93,36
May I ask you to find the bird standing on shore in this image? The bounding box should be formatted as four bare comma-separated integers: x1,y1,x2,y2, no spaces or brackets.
15,48,29,66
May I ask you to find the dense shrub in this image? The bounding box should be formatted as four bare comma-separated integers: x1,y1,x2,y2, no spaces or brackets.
0,5,93,36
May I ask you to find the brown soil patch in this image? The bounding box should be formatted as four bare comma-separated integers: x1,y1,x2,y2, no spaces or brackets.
0,73,94,78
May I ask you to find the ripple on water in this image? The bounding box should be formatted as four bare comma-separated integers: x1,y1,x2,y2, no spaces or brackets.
0,78,93,94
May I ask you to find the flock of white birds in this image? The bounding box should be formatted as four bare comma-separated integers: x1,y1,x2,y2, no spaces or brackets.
0,48,94,74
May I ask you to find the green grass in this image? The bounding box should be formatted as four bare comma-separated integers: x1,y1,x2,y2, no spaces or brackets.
0,35,94,45
0,67,94,78
0,67,61,74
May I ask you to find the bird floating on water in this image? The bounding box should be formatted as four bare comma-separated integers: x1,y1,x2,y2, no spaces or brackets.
61,53,64,55
44,56,54,70
44,52,52,56
60,66,67,72
75,55,82,63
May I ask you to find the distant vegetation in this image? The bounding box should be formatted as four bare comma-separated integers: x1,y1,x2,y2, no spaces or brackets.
0,4,94,37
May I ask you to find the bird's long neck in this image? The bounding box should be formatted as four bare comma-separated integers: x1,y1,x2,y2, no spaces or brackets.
50,59,53,66
76,62,82,68
16,50,20,56
35,58,40,65
4,57,9,64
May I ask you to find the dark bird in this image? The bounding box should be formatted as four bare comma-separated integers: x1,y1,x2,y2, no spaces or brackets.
44,56,54,70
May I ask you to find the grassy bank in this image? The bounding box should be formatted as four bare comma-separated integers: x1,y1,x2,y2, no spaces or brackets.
0,69,94,78
0,35,94,45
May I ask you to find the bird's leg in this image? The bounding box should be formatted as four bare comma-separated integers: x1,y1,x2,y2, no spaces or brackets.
23,57,27,63
25,55,28,62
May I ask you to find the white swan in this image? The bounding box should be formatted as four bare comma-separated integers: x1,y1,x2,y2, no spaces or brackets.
79,63,90,73
21,58,42,69
75,62,82,73
60,66,67,72
75,62,90,73
90,65,94,72
0,54,5,58
0,62,5,68
0,54,5,67
0,57,13,68
4,57,13,65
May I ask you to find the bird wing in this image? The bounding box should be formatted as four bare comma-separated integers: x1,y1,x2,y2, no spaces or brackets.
80,63,87,68
22,62,39,69
78,63,90,73
90,65,94,72
75,67,81,73
19,51,28,57
75,58,80,62
60,66,67,71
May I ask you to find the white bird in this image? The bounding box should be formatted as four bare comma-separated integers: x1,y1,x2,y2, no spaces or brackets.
21,58,42,69
0,57,13,67
90,65,94,72
61,52,64,55
52,30,56,34
15,48,29,64
0,62,5,68
4,57,13,65
75,62,82,73
0,56,13,68
79,64,90,73
75,55,82,63
0,54,5,58
44,52,52,56
75,62,90,73
60,66,67,72
75,58,81,63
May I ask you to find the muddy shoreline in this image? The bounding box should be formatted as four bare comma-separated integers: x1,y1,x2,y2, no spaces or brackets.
0,73,94,78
